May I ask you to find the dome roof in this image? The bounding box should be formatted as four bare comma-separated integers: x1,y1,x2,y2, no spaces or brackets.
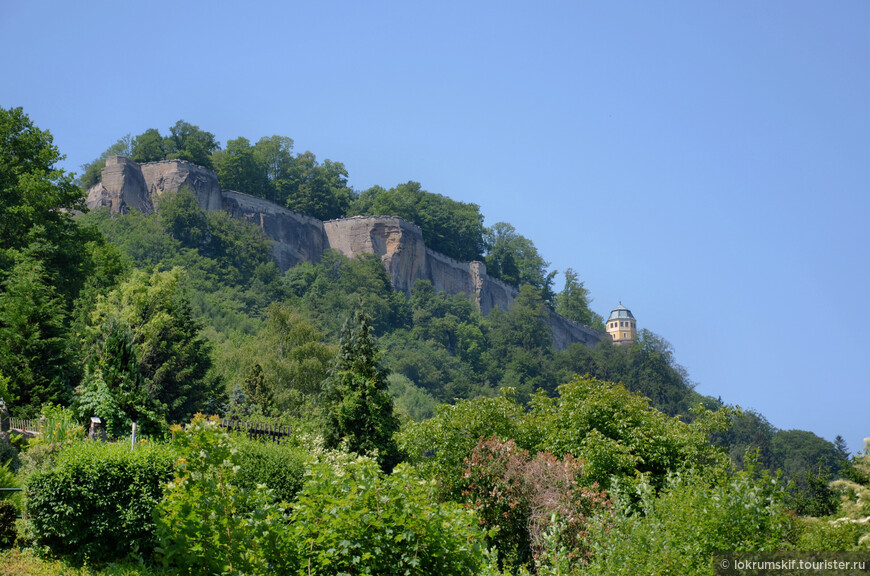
607,303,635,322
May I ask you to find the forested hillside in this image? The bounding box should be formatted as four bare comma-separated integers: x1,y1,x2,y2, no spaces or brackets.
1,108,866,574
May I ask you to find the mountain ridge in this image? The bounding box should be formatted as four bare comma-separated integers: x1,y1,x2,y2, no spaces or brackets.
86,156,605,350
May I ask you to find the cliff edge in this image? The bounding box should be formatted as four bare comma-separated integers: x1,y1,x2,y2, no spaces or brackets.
86,156,605,349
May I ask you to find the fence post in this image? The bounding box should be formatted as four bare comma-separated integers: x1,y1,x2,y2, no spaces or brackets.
131,422,137,449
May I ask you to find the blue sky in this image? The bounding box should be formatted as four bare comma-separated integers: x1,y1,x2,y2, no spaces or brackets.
2,1,868,453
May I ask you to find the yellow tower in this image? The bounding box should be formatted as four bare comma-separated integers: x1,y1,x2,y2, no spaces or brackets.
606,303,637,345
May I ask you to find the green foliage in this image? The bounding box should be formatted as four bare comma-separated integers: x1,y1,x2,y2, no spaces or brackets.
388,373,438,421
0,499,17,549
0,252,73,416
397,391,528,500
213,136,269,198
350,181,486,262
164,120,219,169
130,128,166,163
25,440,175,563
291,452,492,575
281,151,354,221
156,187,209,249
485,284,555,398
829,438,870,548
233,436,306,504
86,268,218,424
74,320,164,437
583,465,796,575
287,250,410,337
529,375,730,491
555,268,605,330
484,222,555,302
554,330,704,419
30,404,84,446
323,310,401,472
155,415,296,575
461,437,610,571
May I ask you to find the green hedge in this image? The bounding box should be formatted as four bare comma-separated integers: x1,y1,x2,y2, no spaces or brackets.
25,441,175,563
233,436,306,503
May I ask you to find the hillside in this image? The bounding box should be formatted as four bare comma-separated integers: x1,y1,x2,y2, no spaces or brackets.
85,155,603,350
0,108,850,499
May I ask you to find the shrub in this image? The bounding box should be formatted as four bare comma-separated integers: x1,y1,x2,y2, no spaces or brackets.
25,440,174,563
397,391,529,500
0,499,16,548
291,451,492,575
583,465,796,576
462,437,610,571
0,434,19,471
233,436,306,503
154,415,296,575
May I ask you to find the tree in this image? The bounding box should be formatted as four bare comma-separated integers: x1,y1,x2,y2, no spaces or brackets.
240,363,273,416
0,253,72,415
283,151,353,220
157,187,209,249
163,120,219,169
74,319,164,436
86,267,219,423
323,310,401,472
554,268,604,329
0,106,95,302
254,135,295,204
213,136,269,197
349,181,486,262
130,128,166,163
484,222,556,302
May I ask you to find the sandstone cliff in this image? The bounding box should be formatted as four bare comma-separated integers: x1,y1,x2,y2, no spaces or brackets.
86,156,605,349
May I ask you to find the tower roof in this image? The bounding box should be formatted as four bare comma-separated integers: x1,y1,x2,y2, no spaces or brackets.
607,303,635,322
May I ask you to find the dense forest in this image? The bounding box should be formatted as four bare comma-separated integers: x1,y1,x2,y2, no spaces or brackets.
0,108,867,574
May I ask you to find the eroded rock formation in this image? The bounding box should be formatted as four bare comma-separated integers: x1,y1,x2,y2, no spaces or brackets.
85,156,605,348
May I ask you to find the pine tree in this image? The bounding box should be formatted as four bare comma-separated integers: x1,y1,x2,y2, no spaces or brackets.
0,253,72,415
323,310,400,472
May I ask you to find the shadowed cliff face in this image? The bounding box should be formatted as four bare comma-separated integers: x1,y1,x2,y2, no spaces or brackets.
86,156,604,349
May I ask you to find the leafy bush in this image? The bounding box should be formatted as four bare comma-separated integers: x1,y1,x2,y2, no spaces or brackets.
583,464,796,576
233,436,306,503
528,376,730,491
0,499,16,548
462,437,610,571
154,415,296,575
25,441,174,563
291,451,492,575
397,391,529,500
0,437,18,473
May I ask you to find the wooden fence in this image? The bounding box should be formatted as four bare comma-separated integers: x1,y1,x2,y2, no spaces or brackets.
219,419,292,443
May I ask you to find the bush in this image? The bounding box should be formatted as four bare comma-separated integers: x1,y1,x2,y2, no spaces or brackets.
0,499,16,548
462,437,610,571
583,465,796,576
233,436,306,503
291,452,492,575
25,441,175,563
154,415,296,575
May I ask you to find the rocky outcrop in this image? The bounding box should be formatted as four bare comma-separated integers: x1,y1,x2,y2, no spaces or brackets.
85,156,223,214
140,160,223,212
86,157,606,349
223,191,325,270
86,156,152,213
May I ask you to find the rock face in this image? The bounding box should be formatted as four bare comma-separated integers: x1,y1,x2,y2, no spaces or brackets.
86,157,605,349
223,190,325,270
